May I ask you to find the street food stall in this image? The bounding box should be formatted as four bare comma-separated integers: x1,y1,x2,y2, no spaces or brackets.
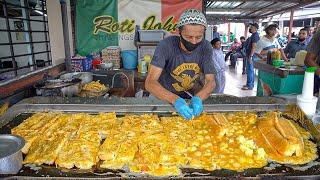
1,96,320,178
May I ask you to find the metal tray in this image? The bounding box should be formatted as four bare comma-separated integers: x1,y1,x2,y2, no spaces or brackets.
1,96,320,179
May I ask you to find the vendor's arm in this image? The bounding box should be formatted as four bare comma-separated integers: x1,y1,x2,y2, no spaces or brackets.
195,74,215,100
252,42,264,61
249,33,260,61
305,52,320,75
275,39,289,61
280,48,289,61
189,44,216,117
195,42,216,100
254,43,264,60
283,42,290,58
146,65,193,120
145,65,179,104
305,31,320,75
250,42,258,58
305,52,318,66
260,48,278,56
145,39,180,104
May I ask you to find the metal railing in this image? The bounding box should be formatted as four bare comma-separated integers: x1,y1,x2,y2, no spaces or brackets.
0,0,51,78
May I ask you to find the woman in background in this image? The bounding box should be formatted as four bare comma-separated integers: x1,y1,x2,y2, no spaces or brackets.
211,38,227,93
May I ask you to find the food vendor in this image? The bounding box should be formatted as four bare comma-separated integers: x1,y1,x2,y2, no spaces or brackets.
145,9,216,120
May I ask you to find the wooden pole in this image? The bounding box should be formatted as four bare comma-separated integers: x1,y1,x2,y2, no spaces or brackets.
288,9,294,43
228,22,231,42
244,23,248,38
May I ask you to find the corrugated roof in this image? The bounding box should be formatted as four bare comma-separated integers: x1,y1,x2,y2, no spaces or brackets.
205,0,318,24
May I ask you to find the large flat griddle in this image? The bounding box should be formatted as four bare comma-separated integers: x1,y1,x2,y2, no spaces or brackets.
1,96,320,179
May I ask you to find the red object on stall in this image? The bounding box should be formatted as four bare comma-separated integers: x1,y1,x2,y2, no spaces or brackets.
161,0,202,34
92,58,102,69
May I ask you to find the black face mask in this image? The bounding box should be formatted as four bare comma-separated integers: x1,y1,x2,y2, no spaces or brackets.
298,37,305,42
180,34,202,52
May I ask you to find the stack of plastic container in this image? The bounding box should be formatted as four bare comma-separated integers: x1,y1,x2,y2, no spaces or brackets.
101,46,121,69
70,56,92,72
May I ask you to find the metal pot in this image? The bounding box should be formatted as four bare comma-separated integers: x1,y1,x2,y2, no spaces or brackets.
0,135,25,174
61,81,81,97
60,72,81,81
34,78,81,97
78,72,93,84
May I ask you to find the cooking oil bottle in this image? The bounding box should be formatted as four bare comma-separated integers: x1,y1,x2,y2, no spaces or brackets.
144,55,151,72
138,60,147,74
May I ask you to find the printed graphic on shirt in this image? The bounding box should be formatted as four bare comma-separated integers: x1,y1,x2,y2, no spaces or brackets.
170,63,200,92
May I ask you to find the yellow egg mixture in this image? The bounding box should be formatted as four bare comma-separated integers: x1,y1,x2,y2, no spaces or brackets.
11,112,318,177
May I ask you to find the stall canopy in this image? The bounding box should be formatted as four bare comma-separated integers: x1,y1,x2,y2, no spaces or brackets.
205,0,319,24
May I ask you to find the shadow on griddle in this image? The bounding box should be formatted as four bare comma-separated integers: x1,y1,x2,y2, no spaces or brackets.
0,113,32,134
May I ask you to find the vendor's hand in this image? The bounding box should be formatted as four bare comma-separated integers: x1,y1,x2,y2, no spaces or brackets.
270,48,278,52
190,96,203,117
173,98,193,120
247,56,253,64
316,68,320,76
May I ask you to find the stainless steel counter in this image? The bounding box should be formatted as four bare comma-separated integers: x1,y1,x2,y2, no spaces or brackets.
1,95,288,128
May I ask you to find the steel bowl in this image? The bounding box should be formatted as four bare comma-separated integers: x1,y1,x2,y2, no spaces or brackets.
60,72,93,84
97,62,113,70
0,135,25,174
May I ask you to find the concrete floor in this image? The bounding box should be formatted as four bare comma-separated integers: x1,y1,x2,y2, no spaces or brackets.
223,59,257,97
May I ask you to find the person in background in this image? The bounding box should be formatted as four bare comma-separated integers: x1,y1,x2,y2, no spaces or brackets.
212,25,220,39
145,9,215,120
224,38,241,63
241,23,260,90
255,22,288,62
211,38,226,93
284,28,308,59
314,28,318,34
230,32,235,42
305,25,313,45
230,36,247,73
304,30,320,94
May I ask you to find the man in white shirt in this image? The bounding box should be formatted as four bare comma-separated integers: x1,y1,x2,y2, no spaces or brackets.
255,22,288,61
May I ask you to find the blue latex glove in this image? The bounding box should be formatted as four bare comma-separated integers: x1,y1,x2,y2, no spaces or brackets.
173,98,193,120
190,96,203,116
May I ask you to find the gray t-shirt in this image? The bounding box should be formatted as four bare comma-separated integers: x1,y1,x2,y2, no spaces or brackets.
151,36,215,98
307,30,320,64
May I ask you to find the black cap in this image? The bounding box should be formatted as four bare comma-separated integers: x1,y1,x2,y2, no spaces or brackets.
211,38,221,45
264,22,279,31
304,25,311,30
249,23,259,29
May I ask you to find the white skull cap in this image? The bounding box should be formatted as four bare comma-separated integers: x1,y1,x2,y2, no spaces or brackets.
177,9,207,28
